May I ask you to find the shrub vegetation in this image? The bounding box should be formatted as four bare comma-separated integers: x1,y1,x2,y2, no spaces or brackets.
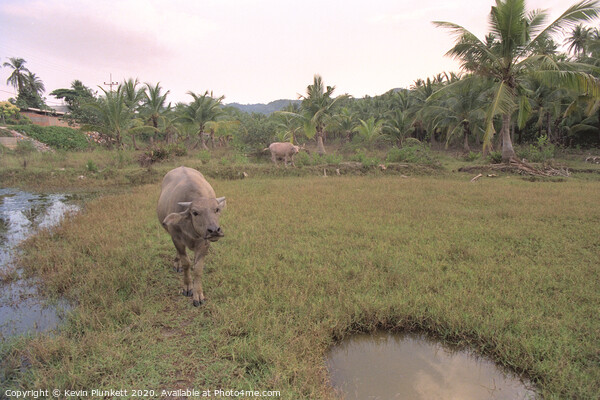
12,125,90,151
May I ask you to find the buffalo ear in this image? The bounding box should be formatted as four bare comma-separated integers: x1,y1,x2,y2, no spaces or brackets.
216,197,227,210
162,212,186,230
177,202,192,217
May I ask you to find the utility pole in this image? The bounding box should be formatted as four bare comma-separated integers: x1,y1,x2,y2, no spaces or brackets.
103,73,118,92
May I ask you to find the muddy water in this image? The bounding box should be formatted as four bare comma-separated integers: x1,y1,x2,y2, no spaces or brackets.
0,188,80,339
327,332,537,400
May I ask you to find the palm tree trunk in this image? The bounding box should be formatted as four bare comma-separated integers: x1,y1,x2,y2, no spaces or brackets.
501,113,516,163
132,134,140,150
200,133,209,150
463,122,471,152
151,116,158,145
316,129,326,155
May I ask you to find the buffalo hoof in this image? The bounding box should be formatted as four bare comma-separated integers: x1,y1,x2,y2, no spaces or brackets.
182,289,193,297
193,299,205,307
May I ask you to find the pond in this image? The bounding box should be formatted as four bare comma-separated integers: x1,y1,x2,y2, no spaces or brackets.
327,332,537,400
0,188,80,339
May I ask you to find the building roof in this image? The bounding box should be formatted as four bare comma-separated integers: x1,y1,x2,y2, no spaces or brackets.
21,107,66,116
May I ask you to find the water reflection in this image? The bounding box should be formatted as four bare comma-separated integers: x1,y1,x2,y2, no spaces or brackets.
0,188,79,339
327,332,537,400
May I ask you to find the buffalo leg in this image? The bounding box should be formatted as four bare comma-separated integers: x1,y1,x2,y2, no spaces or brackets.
173,254,181,272
191,244,209,306
191,257,205,306
173,241,193,296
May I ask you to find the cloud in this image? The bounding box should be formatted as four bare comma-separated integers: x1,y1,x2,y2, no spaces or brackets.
0,0,216,72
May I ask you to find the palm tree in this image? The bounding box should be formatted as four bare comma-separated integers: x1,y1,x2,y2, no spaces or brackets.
332,107,359,142
434,0,600,162
181,91,224,149
274,103,303,144
118,78,146,148
3,57,30,94
299,75,348,154
410,77,439,143
383,109,414,146
26,72,45,97
356,117,386,148
157,111,181,144
567,24,592,55
142,82,170,129
524,76,566,143
121,78,145,110
141,82,170,145
84,86,143,148
426,76,489,151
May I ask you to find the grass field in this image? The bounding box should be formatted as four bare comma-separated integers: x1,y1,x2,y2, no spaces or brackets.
1,172,599,399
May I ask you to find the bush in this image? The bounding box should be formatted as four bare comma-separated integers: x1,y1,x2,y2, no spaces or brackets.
165,143,187,157
12,125,89,150
198,150,211,164
487,151,502,164
294,151,312,166
464,151,481,162
137,146,171,167
322,153,343,165
0,101,29,125
516,135,555,162
350,149,380,167
386,140,437,164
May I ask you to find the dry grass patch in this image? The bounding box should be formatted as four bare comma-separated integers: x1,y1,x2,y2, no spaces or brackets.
1,175,599,398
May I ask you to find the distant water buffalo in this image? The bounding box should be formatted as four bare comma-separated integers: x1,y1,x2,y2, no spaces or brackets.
157,166,226,306
264,142,305,167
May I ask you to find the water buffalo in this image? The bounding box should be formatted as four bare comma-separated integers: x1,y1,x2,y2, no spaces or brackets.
157,166,226,306
264,142,304,167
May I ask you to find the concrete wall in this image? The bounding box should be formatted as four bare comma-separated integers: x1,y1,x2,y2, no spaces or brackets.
21,111,70,127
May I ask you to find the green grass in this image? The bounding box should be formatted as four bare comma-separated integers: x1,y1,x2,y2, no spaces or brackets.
1,174,599,399
0,147,444,192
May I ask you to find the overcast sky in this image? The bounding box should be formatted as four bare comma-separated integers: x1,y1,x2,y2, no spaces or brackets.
0,0,578,107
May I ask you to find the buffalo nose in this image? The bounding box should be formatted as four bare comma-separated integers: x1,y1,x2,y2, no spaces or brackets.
207,226,223,236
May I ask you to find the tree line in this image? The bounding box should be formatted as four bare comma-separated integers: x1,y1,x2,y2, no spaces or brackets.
2,0,600,162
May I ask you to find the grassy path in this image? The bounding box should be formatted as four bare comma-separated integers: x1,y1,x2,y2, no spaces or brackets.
2,175,599,398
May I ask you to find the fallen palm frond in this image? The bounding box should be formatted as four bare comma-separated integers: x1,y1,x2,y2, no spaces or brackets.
460,158,570,177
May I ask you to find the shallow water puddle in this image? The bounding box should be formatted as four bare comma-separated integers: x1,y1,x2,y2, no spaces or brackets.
0,188,79,339
327,332,537,400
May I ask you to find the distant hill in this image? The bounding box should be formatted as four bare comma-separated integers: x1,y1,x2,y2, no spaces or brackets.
226,99,301,115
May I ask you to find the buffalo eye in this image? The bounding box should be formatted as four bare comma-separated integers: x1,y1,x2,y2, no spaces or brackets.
192,211,199,216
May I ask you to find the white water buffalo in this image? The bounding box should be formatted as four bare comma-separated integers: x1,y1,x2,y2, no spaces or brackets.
265,142,304,167
157,166,226,306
